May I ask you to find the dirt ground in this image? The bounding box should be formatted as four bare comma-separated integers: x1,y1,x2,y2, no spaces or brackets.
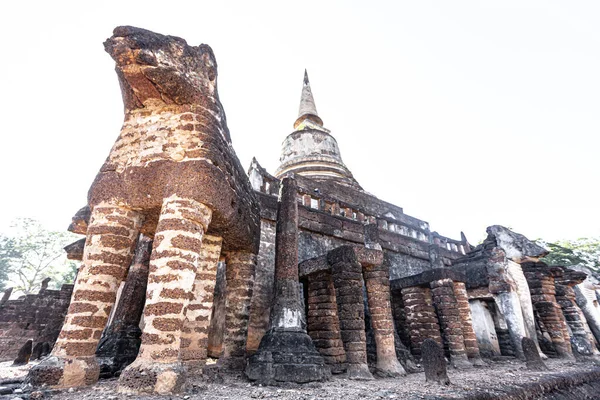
2,358,600,400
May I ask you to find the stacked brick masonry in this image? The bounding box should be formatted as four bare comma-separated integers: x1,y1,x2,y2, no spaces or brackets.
220,252,256,370
328,249,372,379
401,286,443,358
118,196,211,394
555,284,599,356
452,282,482,361
95,235,151,377
180,234,222,370
523,268,573,358
307,271,346,372
131,197,210,364
54,204,142,361
0,284,73,361
390,291,410,349
430,279,471,368
363,265,405,375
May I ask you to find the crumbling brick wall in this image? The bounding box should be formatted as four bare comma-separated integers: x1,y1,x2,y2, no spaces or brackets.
0,285,73,361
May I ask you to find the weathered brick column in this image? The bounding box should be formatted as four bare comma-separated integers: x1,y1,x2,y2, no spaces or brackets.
328,247,373,380
307,270,346,373
220,251,256,370
118,196,212,394
364,264,405,376
452,281,483,364
554,266,599,357
556,283,599,356
29,203,142,388
401,286,443,358
180,234,222,371
96,234,152,378
523,264,573,359
430,278,471,369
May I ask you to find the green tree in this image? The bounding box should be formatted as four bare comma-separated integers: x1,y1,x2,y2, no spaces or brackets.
538,237,600,272
0,237,19,292
0,218,79,295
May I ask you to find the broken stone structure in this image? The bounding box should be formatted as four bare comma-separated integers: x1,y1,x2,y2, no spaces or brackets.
421,338,450,385
451,226,600,361
20,25,600,395
13,339,33,366
553,266,599,357
452,226,549,359
390,268,482,369
0,282,73,362
29,26,260,394
298,240,405,379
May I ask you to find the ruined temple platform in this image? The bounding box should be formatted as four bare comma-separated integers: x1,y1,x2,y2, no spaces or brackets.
5,358,600,400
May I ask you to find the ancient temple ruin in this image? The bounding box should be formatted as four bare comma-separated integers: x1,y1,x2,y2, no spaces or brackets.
6,25,597,395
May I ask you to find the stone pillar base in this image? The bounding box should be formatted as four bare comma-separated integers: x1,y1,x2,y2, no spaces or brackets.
246,329,331,385
450,354,473,370
96,325,142,378
117,360,186,394
28,356,100,388
468,355,487,367
347,363,375,380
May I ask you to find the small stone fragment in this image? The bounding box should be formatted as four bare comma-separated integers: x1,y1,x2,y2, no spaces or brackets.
421,339,450,385
522,337,548,371
13,339,33,366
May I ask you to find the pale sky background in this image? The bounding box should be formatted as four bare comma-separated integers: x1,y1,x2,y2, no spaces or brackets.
0,0,598,244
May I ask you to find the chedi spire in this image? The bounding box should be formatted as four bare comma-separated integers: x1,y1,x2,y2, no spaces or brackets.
294,70,324,129
275,70,362,190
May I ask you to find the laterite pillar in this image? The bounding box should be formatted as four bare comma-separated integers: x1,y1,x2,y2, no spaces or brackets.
29,202,142,388
118,196,212,394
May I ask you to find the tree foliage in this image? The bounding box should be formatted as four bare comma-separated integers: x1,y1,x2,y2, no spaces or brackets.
538,237,600,272
0,218,79,295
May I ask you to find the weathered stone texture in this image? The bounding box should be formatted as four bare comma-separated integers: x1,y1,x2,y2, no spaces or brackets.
430,278,471,369
523,263,573,359
452,225,548,359
307,271,346,372
522,337,548,371
364,264,405,376
328,247,372,380
246,219,276,354
0,284,73,362
180,235,222,370
220,251,256,370
401,286,443,357
96,234,151,378
31,26,260,394
421,338,450,385
554,267,599,357
452,282,482,362
13,339,33,366
94,26,260,253
118,197,211,393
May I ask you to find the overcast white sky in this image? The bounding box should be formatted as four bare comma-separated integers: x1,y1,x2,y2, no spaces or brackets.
0,1,598,244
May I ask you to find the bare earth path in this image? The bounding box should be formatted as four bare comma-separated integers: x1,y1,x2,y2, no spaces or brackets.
2,358,597,400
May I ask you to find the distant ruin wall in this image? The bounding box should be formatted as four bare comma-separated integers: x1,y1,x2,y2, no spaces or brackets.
0,284,73,361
